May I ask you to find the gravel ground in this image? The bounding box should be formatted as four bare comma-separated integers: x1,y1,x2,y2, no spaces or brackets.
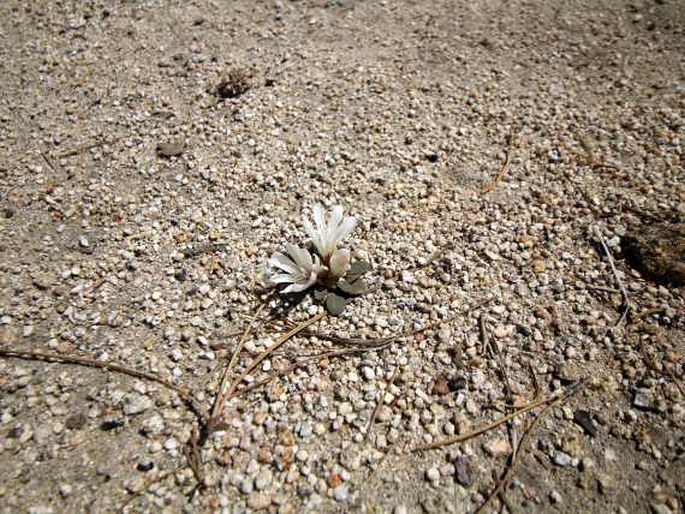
1,0,684,513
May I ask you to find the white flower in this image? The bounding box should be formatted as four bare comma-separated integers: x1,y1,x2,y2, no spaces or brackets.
268,244,321,294
302,204,356,260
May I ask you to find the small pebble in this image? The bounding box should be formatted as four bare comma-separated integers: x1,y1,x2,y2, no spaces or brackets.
247,493,271,510
552,450,573,467
549,490,563,504
361,366,376,381
483,439,511,457
333,485,349,502
425,467,440,482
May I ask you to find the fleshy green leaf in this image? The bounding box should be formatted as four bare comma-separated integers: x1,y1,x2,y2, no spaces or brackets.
338,278,367,296
346,260,372,283
313,289,329,301
348,261,372,276
325,293,347,316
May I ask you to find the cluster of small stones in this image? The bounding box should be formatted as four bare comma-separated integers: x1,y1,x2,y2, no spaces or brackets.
1,0,684,513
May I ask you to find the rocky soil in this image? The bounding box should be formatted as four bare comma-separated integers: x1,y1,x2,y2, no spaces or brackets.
0,0,683,513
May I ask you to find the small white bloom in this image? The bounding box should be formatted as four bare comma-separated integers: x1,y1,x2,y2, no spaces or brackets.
302,204,356,260
268,244,321,294
328,248,351,278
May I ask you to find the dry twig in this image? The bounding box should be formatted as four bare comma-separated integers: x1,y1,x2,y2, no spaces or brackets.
631,307,666,323
413,382,583,452
593,226,631,326
480,313,519,464
209,304,266,425
474,384,581,514
481,127,520,194
0,348,204,421
365,366,399,441
209,312,326,428
57,135,128,158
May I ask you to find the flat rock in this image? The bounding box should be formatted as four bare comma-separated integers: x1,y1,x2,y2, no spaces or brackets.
156,140,185,158
453,456,476,486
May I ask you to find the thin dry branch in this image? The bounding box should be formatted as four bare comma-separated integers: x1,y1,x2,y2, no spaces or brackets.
294,340,395,360
209,304,266,422
474,386,579,514
183,426,206,488
228,340,396,399
480,314,514,402
0,347,204,421
481,313,518,462
57,135,128,158
299,329,397,347
208,312,326,431
593,226,630,328
365,366,399,441
481,127,519,194
631,307,666,323
413,382,583,452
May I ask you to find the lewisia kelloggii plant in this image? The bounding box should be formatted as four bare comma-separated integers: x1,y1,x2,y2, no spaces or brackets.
266,203,371,315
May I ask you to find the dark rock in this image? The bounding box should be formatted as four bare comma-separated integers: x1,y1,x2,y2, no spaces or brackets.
432,373,466,395
448,374,468,392
623,222,685,286
96,468,112,482
325,293,347,316
431,374,450,396
8,425,24,439
573,410,597,437
216,68,251,98
137,459,154,472
65,412,87,431
101,416,125,431
453,456,476,486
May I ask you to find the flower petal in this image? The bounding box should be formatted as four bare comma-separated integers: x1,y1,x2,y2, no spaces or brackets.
281,270,317,293
329,248,351,277
281,283,304,294
332,216,356,245
301,217,317,241
328,205,344,233
269,252,299,274
301,204,357,260
286,244,313,270
313,204,326,232
269,273,296,284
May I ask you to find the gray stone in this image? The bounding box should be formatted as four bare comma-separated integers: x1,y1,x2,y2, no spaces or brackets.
633,389,654,410
123,394,154,416
552,450,573,467
454,456,475,486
